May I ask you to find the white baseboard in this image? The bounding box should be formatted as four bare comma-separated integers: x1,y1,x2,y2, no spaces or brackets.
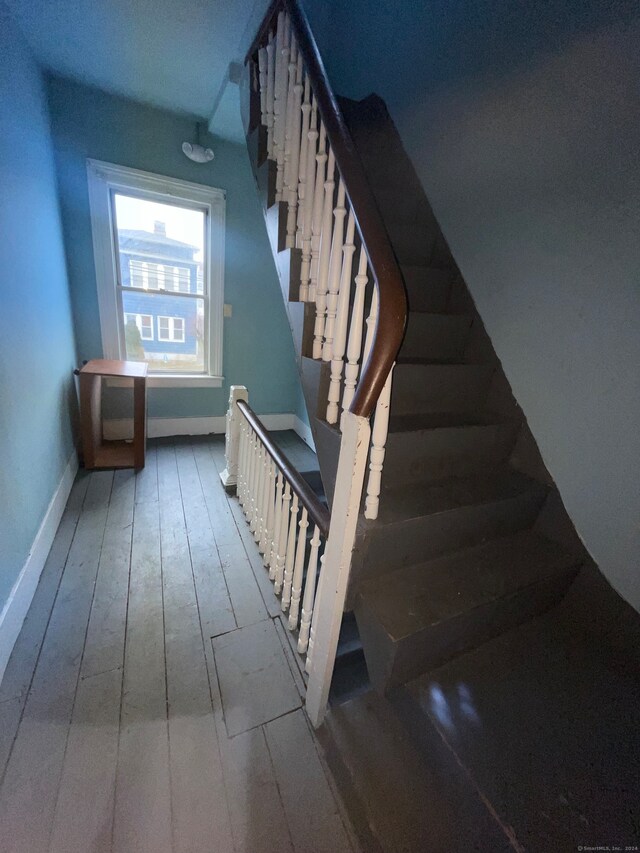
0,450,79,685
103,413,315,445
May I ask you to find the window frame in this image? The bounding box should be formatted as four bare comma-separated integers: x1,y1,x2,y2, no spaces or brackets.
157,315,185,343
87,159,225,387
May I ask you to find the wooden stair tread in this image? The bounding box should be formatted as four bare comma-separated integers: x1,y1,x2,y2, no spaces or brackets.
372,468,545,527
321,691,513,852
399,583,640,849
357,531,581,640
387,411,513,432
319,410,511,436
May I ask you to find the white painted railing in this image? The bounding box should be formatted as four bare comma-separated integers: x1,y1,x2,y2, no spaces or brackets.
257,9,393,521
222,386,370,726
243,0,408,727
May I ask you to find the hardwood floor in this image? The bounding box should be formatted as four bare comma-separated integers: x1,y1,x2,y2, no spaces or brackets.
0,434,355,853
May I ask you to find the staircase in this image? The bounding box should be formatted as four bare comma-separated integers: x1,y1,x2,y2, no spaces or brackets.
236,4,640,849
243,68,586,696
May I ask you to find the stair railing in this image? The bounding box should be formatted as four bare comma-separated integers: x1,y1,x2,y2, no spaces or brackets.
238,0,407,724
247,0,407,521
224,387,330,665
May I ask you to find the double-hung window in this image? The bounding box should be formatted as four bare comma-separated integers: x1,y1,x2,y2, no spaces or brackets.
87,160,225,386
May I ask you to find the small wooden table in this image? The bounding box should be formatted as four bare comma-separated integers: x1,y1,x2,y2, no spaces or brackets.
79,359,147,470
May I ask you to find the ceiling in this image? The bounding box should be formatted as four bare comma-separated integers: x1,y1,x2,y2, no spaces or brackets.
5,0,270,141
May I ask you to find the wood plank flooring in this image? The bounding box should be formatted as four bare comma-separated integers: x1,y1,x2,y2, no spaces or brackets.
0,434,355,853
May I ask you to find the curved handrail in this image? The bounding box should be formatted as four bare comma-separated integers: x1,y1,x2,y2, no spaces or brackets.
237,399,331,537
245,0,408,420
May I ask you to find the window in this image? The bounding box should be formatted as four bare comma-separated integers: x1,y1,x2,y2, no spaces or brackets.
158,316,185,343
124,313,154,341
87,160,225,385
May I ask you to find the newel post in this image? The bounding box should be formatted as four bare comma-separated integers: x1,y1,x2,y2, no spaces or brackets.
305,411,371,727
220,385,249,492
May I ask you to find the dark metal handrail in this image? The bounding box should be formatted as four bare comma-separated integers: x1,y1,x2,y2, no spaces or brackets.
237,400,330,537
245,0,408,420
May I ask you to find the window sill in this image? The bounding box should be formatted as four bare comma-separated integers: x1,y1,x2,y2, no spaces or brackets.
148,375,224,389
106,375,224,389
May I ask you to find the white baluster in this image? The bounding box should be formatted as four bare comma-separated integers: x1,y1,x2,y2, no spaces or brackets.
249,436,261,534
322,180,348,362
275,15,290,201
257,46,268,128
261,445,272,546
365,366,394,520
296,76,311,246
269,471,284,580
285,52,303,248
341,245,369,421
308,123,327,304
272,13,285,171
238,420,247,507
281,494,298,612
274,481,291,594
299,96,318,301
269,459,280,565
282,33,297,212
312,147,336,358
362,282,378,366
305,553,324,671
260,456,275,560
288,506,308,630
250,431,261,529
243,427,253,519
265,33,276,158
298,524,321,654
327,210,356,423
257,443,270,545
242,424,252,509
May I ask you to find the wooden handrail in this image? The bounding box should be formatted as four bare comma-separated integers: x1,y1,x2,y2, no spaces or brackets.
237,399,331,537
245,0,407,420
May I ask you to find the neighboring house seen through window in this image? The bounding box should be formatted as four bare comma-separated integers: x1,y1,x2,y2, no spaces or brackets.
87,161,225,385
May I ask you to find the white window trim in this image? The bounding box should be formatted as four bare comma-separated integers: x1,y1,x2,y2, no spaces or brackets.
86,159,225,387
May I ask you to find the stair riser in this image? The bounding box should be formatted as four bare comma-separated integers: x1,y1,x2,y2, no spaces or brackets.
287,301,315,362
385,222,440,267
382,423,518,488
246,125,268,174
400,314,472,362
356,568,578,693
352,487,546,586
402,267,451,313
265,200,287,257
275,247,302,302
256,158,276,212
300,360,339,505
391,365,494,415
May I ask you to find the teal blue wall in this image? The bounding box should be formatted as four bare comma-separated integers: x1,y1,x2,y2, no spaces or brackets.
46,75,303,420
0,8,77,610
323,0,640,609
